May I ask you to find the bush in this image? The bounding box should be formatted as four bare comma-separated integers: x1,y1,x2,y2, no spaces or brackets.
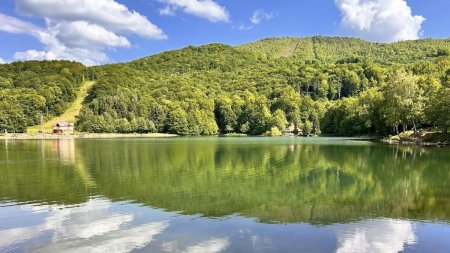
266,127,282,137
390,135,400,141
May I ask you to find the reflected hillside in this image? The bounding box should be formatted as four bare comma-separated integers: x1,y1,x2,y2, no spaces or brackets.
78,138,450,224
1,138,449,224
0,139,94,205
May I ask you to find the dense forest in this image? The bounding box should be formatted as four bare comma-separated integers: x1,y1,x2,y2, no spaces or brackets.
0,37,449,136
0,61,87,132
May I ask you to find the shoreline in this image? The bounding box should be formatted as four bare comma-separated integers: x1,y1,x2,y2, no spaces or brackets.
0,133,178,140
380,131,450,146
380,138,449,146
0,133,448,146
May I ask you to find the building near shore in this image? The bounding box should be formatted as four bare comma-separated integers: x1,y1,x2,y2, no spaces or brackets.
52,121,74,134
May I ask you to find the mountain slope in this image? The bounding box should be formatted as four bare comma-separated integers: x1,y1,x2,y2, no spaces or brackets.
75,39,450,136
238,36,450,64
0,61,86,133
1,37,449,136
27,80,96,133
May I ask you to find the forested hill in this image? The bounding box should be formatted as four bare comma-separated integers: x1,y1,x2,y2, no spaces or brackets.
239,36,450,64
1,37,449,136
0,61,88,132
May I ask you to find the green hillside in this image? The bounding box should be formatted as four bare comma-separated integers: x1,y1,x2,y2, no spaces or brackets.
27,80,96,133
1,37,449,136
0,61,87,133
239,36,450,64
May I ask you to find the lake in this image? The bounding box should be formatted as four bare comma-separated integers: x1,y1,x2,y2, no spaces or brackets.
0,137,449,252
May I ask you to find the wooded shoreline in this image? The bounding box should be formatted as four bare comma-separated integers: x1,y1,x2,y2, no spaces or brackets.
1,132,448,146
0,133,177,139
2,39,449,138
380,138,449,146
380,130,450,146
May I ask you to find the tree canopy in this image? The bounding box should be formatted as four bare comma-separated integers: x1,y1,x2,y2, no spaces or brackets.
1,37,449,136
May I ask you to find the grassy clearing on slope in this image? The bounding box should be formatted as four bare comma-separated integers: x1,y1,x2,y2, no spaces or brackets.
27,81,95,134
279,41,298,57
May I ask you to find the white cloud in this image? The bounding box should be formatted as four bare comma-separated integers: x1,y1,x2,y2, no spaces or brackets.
0,13,40,33
16,0,166,39
14,48,109,66
0,0,166,65
14,50,56,61
159,0,229,23
335,0,425,42
159,5,176,16
1,13,111,65
237,24,253,31
250,10,274,25
334,219,416,253
53,21,131,49
0,57,5,64
235,9,273,31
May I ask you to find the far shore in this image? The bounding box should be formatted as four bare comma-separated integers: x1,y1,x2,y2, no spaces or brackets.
380,130,450,146
1,132,448,146
0,133,177,140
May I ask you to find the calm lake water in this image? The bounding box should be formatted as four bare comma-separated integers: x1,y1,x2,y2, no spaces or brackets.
0,137,449,253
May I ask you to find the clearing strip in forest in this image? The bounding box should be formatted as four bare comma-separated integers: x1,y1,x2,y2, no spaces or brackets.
27,81,96,134
279,41,298,57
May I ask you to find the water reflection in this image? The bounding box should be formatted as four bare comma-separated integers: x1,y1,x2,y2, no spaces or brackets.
1,138,450,223
162,238,230,253
0,200,424,253
51,139,75,164
75,138,450,223
335,219,416,253
0,198,168,252
0,138,449,252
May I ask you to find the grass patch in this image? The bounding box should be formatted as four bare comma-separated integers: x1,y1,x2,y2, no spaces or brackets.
27,81,96,134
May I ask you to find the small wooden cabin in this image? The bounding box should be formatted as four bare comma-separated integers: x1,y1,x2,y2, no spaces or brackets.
52,121,74,134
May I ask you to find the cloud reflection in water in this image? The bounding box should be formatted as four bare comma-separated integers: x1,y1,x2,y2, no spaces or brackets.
0,199,419,253
0,198,168,253
162,237,230,253
335,219,416,253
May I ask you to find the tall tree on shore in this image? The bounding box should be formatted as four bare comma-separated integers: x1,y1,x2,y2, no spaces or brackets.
382,69,424,135
426,84,450,133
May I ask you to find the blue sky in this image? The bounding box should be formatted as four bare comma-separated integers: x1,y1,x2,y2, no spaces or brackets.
0,0,449,65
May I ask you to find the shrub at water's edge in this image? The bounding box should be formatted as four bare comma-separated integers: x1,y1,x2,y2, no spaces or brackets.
383,130,450,145
266,127,283,137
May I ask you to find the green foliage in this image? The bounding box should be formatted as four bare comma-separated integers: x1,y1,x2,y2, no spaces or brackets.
0,60,86,132
426,84,450,133
266,127,282,136
2,37,449,136
165,107,189,135
240,36,450,64
239,122,250,134
382,69,424,133
215,95,237,132
0,100,28,133
270,109,288,131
